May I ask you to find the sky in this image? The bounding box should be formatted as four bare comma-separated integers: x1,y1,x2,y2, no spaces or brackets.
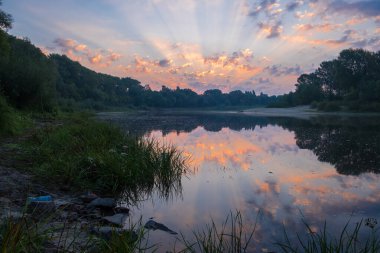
3,0,380,95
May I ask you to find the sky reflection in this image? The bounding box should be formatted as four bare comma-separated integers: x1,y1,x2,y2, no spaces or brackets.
116,115,380,252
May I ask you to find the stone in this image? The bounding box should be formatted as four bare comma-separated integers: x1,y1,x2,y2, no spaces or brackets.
144,220,178,235
80,192,98,203
102,213,128,226
1,211,23,219
27,201,56,218
54,199,71,208
88,198,116,209
114,206,130,214
90,226,137,241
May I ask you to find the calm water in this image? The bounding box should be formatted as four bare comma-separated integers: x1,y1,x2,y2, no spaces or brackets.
101,112,380,252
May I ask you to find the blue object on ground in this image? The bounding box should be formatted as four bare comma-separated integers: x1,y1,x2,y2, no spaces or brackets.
27,195,53,203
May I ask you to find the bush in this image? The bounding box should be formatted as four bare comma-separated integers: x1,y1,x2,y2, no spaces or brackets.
26,116,188,197
316,101,341,112
0,95,30,137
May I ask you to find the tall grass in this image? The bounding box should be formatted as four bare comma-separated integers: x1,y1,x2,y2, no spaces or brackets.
0,216,47,253
276,219,380,253
96,218,157,253
26,116,189,197
0,96,30,137
178,211,258,253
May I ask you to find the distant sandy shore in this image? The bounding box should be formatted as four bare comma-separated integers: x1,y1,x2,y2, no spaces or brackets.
98,106,380,120
240,106,380,119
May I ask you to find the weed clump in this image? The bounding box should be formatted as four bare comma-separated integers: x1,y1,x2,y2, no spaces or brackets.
26,116,188,196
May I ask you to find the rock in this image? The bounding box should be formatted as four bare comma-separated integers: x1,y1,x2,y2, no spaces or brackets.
144,220,178,235
80,192,98,203
27,201,56,217
1,211,23,219
54,199,71,208
102,213,128,226
114,206,129,214
88,198,116,209
90,226,137,241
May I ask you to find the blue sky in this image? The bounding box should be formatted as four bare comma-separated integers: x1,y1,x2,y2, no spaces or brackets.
3,0,380,94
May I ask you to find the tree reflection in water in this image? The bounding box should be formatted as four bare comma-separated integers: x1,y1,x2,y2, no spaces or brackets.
101,112,380,176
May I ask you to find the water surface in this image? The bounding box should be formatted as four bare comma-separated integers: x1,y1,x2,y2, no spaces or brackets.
101,112,380,252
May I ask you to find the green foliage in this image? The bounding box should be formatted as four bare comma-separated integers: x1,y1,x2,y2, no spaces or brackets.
0,0,12,31
26,116,188,196
0,95,30,137
316,101,341,112
0,217,47,253
179,211,258,253
270,48,380,111
96,219,155,253
0,36,57,111
0,24,275,113
0,0,11,56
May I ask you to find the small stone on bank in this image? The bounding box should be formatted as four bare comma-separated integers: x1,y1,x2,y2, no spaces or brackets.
80,192,98,203
90,226,137,241
114,206,129,214
102,213,128,226
88,198,116,209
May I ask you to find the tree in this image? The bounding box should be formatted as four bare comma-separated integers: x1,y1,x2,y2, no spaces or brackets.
0,0,12,54
0,0,12,30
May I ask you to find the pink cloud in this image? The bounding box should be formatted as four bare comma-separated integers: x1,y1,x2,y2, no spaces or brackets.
53,38,122,67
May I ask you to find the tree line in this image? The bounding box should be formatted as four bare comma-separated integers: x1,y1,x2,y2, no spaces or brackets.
270,48,380,111
0,1,275,113
0,36,276,112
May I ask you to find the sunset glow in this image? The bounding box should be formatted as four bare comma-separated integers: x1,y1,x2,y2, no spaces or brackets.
3,0,379,95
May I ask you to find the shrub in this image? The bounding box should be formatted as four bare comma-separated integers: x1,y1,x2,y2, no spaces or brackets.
26,116,189,197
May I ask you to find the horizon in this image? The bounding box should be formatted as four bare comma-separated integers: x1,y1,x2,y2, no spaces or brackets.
3,0,379,95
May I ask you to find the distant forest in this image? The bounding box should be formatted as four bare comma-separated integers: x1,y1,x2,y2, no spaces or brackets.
270,48,380,111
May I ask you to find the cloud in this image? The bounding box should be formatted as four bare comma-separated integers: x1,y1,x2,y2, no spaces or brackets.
294,10,316,19
258,21,283,38
53,38,122,67
248,0,279,17
294,23,341,33
158,59,173,67
265,65,303,76
187,82,230,93
203,49,254,67
283,29,359,48
351,36,380,49
286,0,304,11
120,42,262,93
328,0,380,17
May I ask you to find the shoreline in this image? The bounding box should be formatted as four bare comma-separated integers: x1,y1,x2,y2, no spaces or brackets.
97,105,380,120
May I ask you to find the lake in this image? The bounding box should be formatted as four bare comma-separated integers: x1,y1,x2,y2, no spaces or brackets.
100,111,380,252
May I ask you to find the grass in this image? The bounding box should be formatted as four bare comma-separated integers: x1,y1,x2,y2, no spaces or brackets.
178,211,258,253
276,219,380,253
96,218,157,253
0,216,47,253
1,210,379,253
0,211,155,253
25,114,189,197
0,96,31,137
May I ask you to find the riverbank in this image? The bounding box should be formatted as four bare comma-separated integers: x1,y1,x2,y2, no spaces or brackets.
1,111,380,252
0,113,189,252
242,105,380,119
97,105,380,122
